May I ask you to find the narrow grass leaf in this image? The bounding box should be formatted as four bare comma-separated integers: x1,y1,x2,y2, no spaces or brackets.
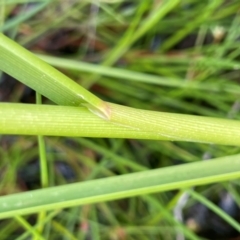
0,33,109,118
37,54,240,93
188,189,240,232
0,154,239,219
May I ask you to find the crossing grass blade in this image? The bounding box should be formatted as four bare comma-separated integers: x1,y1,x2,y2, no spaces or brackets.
0,33,110,119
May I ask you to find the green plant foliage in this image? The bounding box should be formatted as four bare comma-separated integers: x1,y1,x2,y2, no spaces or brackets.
1,0,240,239
0,153,240,219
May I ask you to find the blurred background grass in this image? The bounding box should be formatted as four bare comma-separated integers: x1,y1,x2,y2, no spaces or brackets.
1,0,240,239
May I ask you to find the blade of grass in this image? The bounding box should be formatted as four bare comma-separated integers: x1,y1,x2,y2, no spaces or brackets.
37,54,240,94
104,0,180,65
52,221,78,240
35,92,48,238
74,138,147,171
142,195,201,240
0,33,110,119
102,1,149,65
0,0,48,4
16,210,61,240
213,1,240,20
37,137,48,186
90,207,100,240
77,0,181,88
161,0,224,51
36,93,48,188
21,1,88,47
0,153,240,219
0,0,5,29
187,189,240,232
1,0,51,32
14,215,45,240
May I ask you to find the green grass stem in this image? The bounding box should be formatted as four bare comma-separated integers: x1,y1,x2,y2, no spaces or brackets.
1,103,240,145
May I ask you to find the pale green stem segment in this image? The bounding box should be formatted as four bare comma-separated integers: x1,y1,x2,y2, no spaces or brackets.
0,103,170,140
1,103,240,146
0,33,109,118
103,102,240,145
0,153,239,219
